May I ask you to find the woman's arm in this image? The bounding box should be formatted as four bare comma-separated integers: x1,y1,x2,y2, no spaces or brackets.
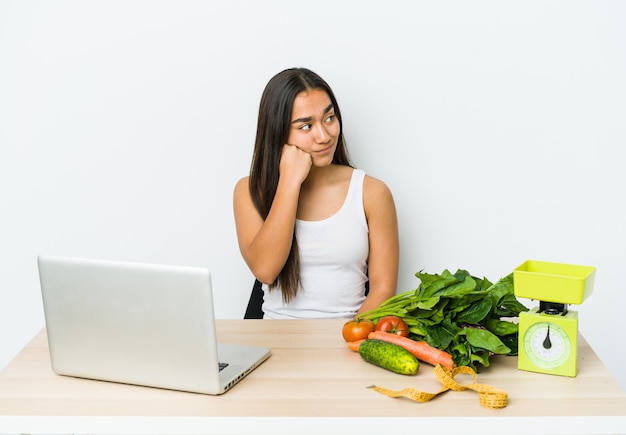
233,145,311,284
357,176,400,315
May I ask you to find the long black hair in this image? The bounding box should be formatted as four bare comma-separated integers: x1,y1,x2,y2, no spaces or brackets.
249,67,353,302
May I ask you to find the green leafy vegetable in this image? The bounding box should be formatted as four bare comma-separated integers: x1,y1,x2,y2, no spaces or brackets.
358,270,528,370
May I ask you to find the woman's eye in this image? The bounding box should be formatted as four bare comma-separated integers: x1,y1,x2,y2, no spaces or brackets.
326,115,336,122
299,124,312,130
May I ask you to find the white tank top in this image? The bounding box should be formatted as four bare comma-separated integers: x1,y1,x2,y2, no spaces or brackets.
262,169,369,319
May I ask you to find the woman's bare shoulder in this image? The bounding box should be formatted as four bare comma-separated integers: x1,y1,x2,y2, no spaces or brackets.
362,173,396,212
363,174,394,198
362,174,398,234
234,176,250,195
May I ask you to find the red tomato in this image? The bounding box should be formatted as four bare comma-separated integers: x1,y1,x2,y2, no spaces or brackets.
375,315,410,337
342,318,375,343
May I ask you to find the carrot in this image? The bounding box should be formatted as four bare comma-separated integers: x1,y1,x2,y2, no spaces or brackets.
368,331,455,370
346,339,365,352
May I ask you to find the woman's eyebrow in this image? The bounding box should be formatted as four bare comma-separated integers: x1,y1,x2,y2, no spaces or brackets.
291,104,335,124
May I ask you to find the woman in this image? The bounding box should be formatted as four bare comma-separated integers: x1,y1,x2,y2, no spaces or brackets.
233,67,399,319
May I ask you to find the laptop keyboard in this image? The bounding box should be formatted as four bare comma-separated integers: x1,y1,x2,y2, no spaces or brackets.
218,362,229,371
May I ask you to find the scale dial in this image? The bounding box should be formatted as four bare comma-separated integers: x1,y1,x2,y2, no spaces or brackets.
523,321,572,369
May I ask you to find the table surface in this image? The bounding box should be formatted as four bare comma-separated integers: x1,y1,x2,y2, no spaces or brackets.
1,319,625,434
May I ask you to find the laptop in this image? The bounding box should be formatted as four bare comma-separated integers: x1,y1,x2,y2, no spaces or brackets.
37,255,271,395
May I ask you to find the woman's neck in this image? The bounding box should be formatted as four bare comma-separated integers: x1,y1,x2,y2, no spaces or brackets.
302,164,338,189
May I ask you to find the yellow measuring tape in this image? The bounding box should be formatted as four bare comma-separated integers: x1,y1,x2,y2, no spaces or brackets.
367,364,508,409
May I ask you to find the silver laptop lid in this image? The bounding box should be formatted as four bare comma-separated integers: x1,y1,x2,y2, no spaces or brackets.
38,255,226,394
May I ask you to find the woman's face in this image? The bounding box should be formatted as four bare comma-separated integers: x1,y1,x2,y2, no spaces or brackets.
286,88,340,167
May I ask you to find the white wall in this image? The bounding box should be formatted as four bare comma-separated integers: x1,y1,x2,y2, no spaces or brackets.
1,1,625,391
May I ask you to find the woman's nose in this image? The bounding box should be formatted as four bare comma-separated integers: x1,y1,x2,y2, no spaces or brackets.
314,124,330,143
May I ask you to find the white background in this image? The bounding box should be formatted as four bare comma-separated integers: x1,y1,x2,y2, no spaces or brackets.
1,1,624,391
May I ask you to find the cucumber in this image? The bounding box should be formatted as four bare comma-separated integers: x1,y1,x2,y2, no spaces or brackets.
358,339,419,375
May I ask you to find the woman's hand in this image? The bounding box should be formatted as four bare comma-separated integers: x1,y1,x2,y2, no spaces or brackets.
279,144,312,186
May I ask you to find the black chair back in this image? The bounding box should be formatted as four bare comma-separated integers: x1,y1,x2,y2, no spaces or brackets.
244,279,264,319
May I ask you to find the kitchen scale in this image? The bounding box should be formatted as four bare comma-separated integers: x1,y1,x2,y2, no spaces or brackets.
513,260,596,377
